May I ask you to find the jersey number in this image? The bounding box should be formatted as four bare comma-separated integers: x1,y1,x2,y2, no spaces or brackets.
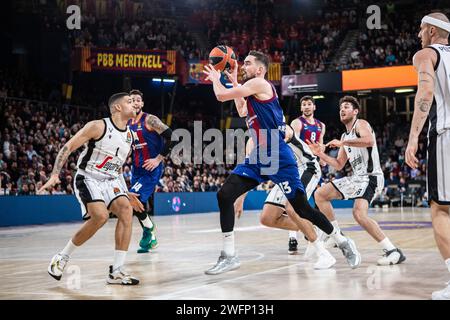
132,182,143,192
278,181,292,194
310,132,316,142
115,147,120,156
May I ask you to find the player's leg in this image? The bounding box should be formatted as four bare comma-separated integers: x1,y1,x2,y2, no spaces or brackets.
48,175,110,281
48,201,109,281
262,184,303,254
205,172,259,275
276,168,361,268
314,181,344,237
431,202,450,300
352,198,405,265
130,171,160,253
107,194,139,285
284,202,336,269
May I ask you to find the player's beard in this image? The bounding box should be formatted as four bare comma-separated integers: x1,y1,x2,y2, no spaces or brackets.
340,115,353,125
242,71,255,83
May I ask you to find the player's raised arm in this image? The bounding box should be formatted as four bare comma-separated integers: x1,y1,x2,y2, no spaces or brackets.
38,120,105,193
405,48,436,169
142,114,176,171
224,62,248,117
203,64,267,103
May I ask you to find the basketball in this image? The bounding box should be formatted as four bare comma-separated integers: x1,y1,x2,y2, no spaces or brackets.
208,45,236,72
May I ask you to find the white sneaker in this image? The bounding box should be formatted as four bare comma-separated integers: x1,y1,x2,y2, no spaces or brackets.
107,265,140,285
432,281,450,300
304,241,317,260
314,250,336,270
323,235,338,249
48,253,69,281
338,237,361,269
377,248,406,266
205,251,240,275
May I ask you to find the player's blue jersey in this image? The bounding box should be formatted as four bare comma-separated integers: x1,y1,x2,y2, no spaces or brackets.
233,81,303,199
128,112,164,173
299,116,323,143
245,81,294,163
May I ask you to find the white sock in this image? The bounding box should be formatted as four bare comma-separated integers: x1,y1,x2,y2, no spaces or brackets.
379,237,396,251
60,239,78,257
113,250,127,271
223,231,235,256
312,238,326,254
445,258,450,273
142,216,153,229
289,231,297,239
331,220,340,231
330,227,346,245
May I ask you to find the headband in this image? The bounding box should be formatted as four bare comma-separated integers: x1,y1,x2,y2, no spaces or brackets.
422,15,450,32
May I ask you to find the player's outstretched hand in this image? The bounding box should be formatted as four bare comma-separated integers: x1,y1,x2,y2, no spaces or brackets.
37,174,60,194
325,139,343,148
143,157,162,171
234,193,246,219
224,61,238,85
127,192,144,213
306,140,324,156
405,139,419,169
203,64,221,82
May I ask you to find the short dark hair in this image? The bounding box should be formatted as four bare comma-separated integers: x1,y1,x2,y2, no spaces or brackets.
129,89,143,98
248,50,269,71
339,95,360,110
300,95,315,105
108,92,129,110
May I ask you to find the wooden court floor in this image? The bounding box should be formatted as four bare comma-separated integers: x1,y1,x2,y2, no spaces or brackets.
0,207,447,300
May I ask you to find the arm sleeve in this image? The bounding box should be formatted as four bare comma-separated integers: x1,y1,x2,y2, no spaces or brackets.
159,127,175,157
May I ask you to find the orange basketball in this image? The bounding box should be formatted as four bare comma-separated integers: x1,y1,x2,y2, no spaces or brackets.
208,45,237,72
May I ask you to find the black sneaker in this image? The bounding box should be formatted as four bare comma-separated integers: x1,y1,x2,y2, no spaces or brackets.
288,237,298,255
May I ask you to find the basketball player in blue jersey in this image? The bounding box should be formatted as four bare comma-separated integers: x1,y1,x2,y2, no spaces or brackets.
128,89,175,253
203,51,361,274
288,95,326,254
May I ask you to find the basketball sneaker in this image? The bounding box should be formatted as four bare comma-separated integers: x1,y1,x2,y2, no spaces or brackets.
288,237,298,255
377,248,406,266
432,281,450,300
314,249,336,270
324,235,338,249
304,241,317,260
137,227,158,253
48,253,69,281
205,251,240,275
338,237,361,269
107,265,139,285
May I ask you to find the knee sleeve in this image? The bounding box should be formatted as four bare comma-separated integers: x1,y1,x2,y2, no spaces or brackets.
217,174,259,233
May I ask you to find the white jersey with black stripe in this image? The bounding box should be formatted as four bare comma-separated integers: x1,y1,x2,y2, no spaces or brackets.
76,117,133,180
288,132,319,168
342,119,382,177
428,44,450,135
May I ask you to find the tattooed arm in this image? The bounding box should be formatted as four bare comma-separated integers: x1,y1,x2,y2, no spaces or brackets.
142,114,175,171
405,48,437,169
38,120,104,193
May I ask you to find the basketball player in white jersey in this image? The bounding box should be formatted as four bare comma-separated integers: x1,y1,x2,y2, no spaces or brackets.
39,93,144,285
405,12,450,300
236,125,336,269
308,96,406,267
